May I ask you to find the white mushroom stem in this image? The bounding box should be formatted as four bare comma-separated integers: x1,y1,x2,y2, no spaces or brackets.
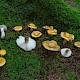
0,28,5,39
63,39,67,45
65,49,69,54
0,25,7,39
25,36,29,43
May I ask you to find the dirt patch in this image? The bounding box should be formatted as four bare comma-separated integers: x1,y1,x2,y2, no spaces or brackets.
65,0,76,8
39,46,80,80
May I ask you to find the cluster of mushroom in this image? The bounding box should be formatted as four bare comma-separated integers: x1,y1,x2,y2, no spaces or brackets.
41,32,74,57
0,23,80,68
27,24,57,38
60,32,80,48
14,24,37,51
0,49,6,67
43,26,57,35
28,23,43,38
60,32,80,57
13,23,80,57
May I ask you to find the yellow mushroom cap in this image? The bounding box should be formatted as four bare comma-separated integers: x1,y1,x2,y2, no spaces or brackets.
61,32,74,41
31,31,42,38
47,29,57,35
74,42,80,48
0,57,6,67
28,23,37,29
42,26,54,29
13,26,22,31
42,40,60,51
0,49,6,56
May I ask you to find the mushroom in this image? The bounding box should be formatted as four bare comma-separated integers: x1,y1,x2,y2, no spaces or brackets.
28,23,37,30
61,32,74,41
47,29,57,35
60,48,72,57
31,31,42,38
13,26,22,31
42,26,53,29
16,36,36,51
0,57,6,67
0,25,7,39
0,49,6,56
74,41,80,48
42,40,60,51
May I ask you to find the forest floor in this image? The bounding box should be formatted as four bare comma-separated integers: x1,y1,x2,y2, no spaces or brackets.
0,0,80,80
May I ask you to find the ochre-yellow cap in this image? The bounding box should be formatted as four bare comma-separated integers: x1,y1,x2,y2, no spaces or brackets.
31,31,42,38
42,40,60,51
13,26,22,31
0,57,6,67
0,49,6,56
42,26,53,30
61,32,74,41
28,23,37,29
74,41,80,48
47,29,57,35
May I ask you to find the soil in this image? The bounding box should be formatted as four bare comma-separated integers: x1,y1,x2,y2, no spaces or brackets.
65,0,76,8
38,47,80,80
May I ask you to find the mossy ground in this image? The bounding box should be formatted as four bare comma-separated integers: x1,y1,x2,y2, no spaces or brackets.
0,0,80,80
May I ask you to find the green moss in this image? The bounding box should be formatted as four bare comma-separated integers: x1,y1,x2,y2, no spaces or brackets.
66,72,80,80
